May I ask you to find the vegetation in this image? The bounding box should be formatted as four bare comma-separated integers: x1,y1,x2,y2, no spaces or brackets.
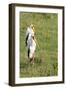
20,12,58,77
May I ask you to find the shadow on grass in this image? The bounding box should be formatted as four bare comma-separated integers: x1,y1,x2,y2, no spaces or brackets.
20,57,44,69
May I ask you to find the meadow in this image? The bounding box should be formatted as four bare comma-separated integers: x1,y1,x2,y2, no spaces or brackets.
20,12,58,77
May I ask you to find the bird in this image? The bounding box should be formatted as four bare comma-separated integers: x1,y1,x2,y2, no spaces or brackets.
25,24,36,64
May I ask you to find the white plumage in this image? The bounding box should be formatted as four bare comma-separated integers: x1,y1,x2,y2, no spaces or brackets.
26,26,36,59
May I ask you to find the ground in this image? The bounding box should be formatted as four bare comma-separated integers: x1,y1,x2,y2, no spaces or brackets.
20,12,58,77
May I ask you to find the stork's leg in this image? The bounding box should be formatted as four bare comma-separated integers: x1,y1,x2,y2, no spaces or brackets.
30,53,34,64
30,58,33,62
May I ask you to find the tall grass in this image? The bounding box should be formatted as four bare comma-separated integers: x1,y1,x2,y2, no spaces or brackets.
20,12,58,77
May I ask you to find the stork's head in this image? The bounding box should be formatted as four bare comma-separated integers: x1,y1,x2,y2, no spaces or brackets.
30,24,33,28
30,24,35,31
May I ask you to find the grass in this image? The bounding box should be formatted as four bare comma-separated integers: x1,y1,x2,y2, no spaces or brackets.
20,12,58,77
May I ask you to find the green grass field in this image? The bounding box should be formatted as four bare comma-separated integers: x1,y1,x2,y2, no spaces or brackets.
20,12,58,77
